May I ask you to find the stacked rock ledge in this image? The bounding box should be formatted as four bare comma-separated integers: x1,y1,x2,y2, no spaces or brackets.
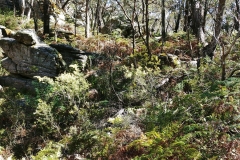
0,29,65,78
0,28,67,94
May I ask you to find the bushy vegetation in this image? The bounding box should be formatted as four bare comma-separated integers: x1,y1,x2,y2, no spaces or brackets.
0,9,19,30
1,10,240,159
0,9,39,30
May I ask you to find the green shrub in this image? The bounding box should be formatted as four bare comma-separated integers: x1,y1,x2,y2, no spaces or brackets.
121,66,162,107
32,141,63,159
128,52,161,68
129,123,201,160
32,64,90,135
0,87,34,159
0,9,19,30
0,63,8,76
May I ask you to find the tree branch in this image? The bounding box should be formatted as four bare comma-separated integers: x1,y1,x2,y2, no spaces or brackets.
62,0,71,10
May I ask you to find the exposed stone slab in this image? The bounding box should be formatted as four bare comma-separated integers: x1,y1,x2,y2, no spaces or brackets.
13,29,41,45
0,30,65,78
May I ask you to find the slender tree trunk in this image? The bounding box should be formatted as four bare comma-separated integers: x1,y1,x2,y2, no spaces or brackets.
145,0,151,56
94,0,104,34
234,0,240,31
85,0,90,38
151,19,158,34
202,0,226,59
214,0,226,38
26,0,33,21
141,0,145,33
221,44,226,80
93,0,100,34
174,12,181,33
174,0,182,33
190,0,201,37
188,0,206,44
182,0,194,59
26,0,38,31
203,0,208,33
62,0,70,10
183,0,190,32
43,0,50,34
20,0,26,17
132,0,136,55
132,0,137,68
13,0,16,16
34,17,38,31
161,0,166,42
74,4,77,36
221,32,240,80
199,0,206,45
183,0,193,57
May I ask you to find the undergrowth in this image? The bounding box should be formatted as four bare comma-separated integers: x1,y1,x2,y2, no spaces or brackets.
0,29,240,159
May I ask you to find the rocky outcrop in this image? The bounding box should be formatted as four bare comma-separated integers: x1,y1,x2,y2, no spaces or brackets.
0,76,36,94
50,43,97,70
0,29,65,78
13,29,40,45
0,28,101,93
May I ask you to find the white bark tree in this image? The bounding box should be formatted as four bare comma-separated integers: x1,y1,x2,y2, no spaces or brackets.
19,0,33,21
85,0,91,38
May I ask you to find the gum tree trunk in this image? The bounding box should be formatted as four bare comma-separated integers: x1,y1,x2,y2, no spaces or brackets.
202,0,226,59
145,0,151,56
85,0,90,38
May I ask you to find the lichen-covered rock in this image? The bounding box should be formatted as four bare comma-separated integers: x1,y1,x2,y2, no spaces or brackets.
13,29,40,45
0,36,65,78
158,53,181,67
50,43,94,70
1,57,17,73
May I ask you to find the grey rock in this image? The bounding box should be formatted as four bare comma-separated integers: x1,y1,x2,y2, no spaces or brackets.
0,75,36,94
13,29,41,45
0,37,65,78
50,43,95,70
1,57,17,73
158,53,181,67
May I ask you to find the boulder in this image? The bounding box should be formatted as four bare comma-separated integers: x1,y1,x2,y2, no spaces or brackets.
158,53,181,67
13,29,40,45
0,75,36,94
50,43,96,70
0,30,65,78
